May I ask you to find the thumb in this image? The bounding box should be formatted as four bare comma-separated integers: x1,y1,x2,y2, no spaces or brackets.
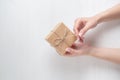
65,48,78,54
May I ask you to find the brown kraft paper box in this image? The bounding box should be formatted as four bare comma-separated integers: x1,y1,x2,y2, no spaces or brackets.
45,22,77,55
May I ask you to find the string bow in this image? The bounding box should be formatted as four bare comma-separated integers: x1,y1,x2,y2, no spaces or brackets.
52,28,68,47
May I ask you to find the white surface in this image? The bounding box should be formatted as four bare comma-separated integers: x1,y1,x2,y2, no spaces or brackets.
0,0,120,80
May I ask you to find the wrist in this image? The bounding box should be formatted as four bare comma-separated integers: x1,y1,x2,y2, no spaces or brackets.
92,14,103,24
88,47,98,56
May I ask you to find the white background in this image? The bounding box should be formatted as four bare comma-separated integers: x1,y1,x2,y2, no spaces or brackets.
0,0,120,80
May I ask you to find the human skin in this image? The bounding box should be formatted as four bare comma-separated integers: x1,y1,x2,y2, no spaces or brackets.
65,4,120,63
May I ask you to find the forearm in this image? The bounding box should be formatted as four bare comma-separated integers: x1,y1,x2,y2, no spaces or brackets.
89,47,120,63
94,4,120,23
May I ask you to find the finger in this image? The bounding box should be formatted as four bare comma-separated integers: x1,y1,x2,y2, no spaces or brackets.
74,19,83,35
71,42,81,48
71,43,76,48
78,35,84,43
65,48,78,54
65,51,71,56
73,24,79,35
72,38,83,47
76,34,79,40
64,51,77,57
79,24,90,37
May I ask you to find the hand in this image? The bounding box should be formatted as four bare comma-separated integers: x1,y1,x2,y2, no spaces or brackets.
65,40,92,57
74,16,99,38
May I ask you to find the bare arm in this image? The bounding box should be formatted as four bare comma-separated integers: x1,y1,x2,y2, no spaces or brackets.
96,4,120,23
65,4,120,64
65,42,120,63
74,4,120,37
89,47,120,63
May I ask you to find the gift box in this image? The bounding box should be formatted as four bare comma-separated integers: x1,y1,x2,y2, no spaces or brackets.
45,22,77,55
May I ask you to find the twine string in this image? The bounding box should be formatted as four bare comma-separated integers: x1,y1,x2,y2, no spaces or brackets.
51,28,68,47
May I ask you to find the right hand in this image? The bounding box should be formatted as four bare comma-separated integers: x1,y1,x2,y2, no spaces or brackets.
65,40,92,57
74,16,99,39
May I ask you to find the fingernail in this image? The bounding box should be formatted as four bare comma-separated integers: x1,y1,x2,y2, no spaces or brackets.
79,33,82,37
66,48,70,52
